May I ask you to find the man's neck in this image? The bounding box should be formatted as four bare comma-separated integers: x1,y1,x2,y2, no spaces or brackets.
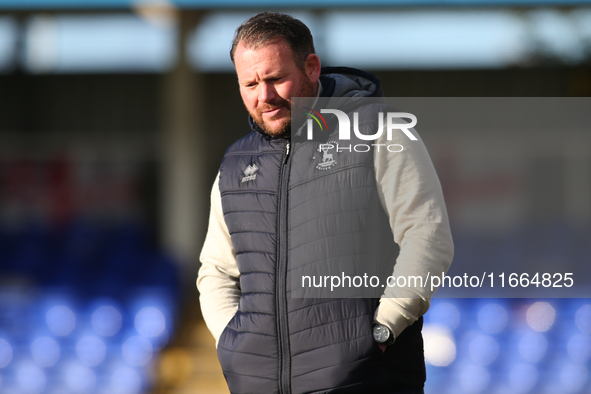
310,80,323,109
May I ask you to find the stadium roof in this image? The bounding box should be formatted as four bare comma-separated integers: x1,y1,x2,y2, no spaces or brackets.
1,0,591,10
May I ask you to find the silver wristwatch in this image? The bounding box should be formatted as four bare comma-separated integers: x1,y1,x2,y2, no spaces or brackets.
373,323,395,346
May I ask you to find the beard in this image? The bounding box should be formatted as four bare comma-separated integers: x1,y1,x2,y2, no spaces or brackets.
248,78,316,138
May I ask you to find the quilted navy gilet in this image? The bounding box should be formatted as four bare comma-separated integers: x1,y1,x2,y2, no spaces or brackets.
216,68,425,394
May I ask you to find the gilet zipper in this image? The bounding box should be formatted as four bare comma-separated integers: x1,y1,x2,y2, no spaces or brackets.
276,141,291,394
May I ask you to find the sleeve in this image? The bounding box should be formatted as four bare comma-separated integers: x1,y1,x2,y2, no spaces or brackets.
372,119,454,339
197,172,241,346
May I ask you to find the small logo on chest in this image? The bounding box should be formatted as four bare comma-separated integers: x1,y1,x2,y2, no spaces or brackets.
241,164,259,183
314,142,339,171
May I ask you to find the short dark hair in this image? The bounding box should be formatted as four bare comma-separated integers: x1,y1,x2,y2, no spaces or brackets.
230,12,316,70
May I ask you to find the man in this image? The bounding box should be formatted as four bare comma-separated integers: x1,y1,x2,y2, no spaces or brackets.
197,12,453,394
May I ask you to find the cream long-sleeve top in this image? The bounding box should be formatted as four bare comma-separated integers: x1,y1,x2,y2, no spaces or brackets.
197,121,454,347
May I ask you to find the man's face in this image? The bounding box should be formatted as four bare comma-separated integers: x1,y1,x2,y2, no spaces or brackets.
234,38,318,138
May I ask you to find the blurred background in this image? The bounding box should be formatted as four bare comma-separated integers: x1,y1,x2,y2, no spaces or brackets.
0,0,590,393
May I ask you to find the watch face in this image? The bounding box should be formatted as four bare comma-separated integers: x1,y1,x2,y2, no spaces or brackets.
373,325,390,343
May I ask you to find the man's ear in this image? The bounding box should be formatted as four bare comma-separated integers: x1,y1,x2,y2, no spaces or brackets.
305,53,321,83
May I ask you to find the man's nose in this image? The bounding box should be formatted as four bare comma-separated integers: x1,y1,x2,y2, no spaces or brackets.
258,83,276,103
